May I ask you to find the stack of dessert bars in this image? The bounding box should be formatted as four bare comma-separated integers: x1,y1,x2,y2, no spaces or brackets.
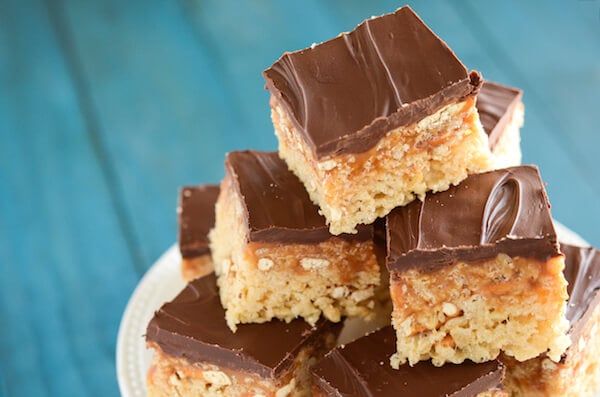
145,6,600,397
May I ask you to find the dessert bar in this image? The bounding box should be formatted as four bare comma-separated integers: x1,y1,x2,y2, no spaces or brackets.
502,243,600,396
264,6,493,235
210,151,380,330
386,165,569,366
146,273,341,397
477,81,524,169
178,185,219,281
312,326,507,396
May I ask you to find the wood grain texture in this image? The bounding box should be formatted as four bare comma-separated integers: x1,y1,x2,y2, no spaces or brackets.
57,0,254,265
1,1,599,396
0,0,138,395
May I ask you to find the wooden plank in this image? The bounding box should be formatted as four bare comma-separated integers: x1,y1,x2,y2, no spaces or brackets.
176,0,340,143
57,0,257,263
0,0,139,395
0,369,6,396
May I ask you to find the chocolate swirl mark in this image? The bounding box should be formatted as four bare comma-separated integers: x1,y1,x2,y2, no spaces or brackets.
563,245,600,330
272,56,308,130
319,350,372,396
480,175,522,244
158,282,218,328
342,29,387,117
361,21,403,115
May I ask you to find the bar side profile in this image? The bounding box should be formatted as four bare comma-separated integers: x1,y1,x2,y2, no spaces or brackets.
386,166,569,367
501,243,600,396
210,151,380,330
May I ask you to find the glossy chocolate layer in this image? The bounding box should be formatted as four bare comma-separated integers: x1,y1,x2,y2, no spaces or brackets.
562,243,600,347
226,150,372,243
146,273,338,378
178,185,219,258
264,6,481,159
386,165,559,271
312,326,504,396
477,81,523,149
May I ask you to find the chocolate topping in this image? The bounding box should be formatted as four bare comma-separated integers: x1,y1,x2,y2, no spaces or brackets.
146,273,338,378
226,151,372,243
178,185,219,258
386,166,560,271
477,81,523,149
312,326,505,396
372,217,388,267
264,6,482,159
561,243,600,349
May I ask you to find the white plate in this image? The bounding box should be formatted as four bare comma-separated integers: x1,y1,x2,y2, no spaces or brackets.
116,222,589,397
116,245,184,397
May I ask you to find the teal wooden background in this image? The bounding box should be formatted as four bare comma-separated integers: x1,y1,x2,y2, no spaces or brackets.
1,0,599,395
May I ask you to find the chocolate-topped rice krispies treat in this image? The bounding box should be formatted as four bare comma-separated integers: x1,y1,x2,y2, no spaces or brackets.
386,166,569,367
264,6,493,235
210,151,380,330
178,185,219,281
146,273,341,397
477,81,524,169
313,326,507,396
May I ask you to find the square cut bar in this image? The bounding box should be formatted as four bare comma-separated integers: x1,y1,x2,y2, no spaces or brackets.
263,6,493,235
386,165,569,367
178,185,219,281
146,273,341,397
477,81,524,169
501,243,600,396
210,151,380,330
312,326,507,397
